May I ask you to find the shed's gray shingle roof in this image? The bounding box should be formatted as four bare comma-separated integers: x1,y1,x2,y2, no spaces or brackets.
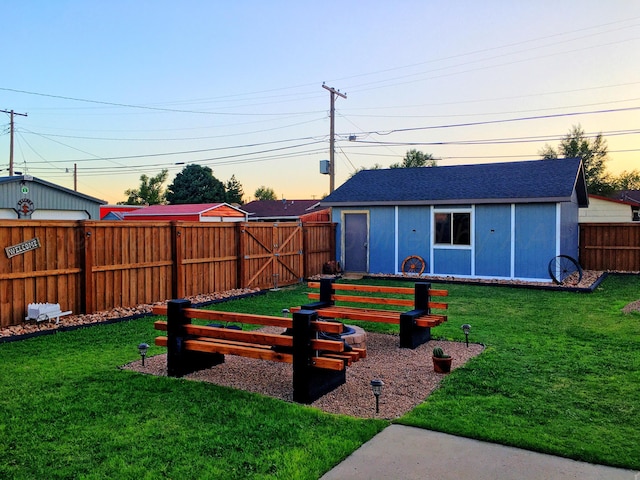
322,158,588,207
0,175,106,204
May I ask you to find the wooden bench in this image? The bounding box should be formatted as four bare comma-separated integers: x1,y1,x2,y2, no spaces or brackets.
292,278,448,349
152,299,366,404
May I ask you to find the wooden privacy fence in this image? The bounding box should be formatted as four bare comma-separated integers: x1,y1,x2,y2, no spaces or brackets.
579,223,640,271
0,220,336,327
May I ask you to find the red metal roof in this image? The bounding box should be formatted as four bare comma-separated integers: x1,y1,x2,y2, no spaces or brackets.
99,205,145,219
128,203,225,215
122,203,247,221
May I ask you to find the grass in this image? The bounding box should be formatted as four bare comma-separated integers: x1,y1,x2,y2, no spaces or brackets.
1,275,639,477
0,311,386,480
397,275,640,470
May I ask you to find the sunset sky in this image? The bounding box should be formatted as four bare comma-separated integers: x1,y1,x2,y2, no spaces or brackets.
2,1,639,204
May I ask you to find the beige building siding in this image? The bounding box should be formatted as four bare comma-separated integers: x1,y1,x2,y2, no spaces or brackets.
579,196,634,223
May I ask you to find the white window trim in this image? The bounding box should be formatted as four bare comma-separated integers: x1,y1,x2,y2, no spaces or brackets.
432,207,473,250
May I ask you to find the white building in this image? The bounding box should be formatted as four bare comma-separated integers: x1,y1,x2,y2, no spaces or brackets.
578,195,636,223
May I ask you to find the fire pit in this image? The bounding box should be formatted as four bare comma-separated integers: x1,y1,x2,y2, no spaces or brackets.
340,324,366,349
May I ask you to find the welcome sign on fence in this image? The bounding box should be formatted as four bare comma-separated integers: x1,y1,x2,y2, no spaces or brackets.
5,237,41,258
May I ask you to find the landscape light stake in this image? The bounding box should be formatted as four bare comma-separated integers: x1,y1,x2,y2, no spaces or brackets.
370,379,384,414
461,324,471,347
138,343,149,367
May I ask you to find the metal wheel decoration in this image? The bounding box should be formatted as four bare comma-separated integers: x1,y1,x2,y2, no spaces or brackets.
548,255,583,285
401,255,426,275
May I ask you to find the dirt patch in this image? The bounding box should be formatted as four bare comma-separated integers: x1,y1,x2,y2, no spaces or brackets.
622,300,640,314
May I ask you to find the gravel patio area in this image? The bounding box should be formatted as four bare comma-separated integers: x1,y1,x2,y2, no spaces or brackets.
123,329,484,419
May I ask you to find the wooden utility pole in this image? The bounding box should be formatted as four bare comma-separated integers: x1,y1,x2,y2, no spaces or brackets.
1,109,28,176
322,84,346,193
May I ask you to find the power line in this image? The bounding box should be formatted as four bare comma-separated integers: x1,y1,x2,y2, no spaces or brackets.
19,116,327,142
0,87,323,116
21,128,327,163
343,106,640,138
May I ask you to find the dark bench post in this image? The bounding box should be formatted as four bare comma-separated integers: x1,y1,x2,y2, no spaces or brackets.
399,282,432,349
292,309,346,404
166,298,223,377
302,278,335,310
414,282,430,312
319,278,334,305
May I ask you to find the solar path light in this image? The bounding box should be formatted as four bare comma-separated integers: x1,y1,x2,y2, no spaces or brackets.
461,324,471,347
370,379,384,414
138,342,149,367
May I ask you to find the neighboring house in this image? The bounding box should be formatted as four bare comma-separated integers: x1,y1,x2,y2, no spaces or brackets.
243,199,330,222
614,190,640,221
122,203,248,222
579,195,636,223
100,205,145,220
321,158,588,282
0,175,106,220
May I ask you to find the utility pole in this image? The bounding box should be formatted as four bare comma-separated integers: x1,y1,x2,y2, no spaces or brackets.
1,109,28,176
322,84,346,193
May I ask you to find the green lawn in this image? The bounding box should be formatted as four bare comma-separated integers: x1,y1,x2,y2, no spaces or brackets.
398,275,640,470
1,275,639,478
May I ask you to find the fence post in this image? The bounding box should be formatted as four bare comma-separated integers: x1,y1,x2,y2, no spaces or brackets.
330,222,337,262
237,222,246,289
171,222,184,299
81,222,94,314
302,223,309,279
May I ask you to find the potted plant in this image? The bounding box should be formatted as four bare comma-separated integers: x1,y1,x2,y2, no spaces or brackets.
432,346,452,373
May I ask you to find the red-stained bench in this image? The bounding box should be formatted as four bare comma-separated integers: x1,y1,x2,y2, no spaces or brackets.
292,279,448,348
152,299,365,404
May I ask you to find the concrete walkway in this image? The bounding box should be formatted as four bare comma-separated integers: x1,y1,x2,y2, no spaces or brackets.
320,425,638,480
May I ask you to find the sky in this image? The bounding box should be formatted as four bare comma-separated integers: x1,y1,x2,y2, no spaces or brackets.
1,1,639,204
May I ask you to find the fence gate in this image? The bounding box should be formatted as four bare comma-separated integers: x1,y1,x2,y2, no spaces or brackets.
240,222,304,289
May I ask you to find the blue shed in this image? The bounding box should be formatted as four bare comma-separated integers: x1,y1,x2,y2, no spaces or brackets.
321,158,588,282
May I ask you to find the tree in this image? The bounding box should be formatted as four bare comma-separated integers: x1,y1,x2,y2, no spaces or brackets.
225,175,244,204
121,169,168,205
540,125,611,194
612,170,640,191
254,186,276,201
349,163,384,178
390,149,437,168
165,164,226,204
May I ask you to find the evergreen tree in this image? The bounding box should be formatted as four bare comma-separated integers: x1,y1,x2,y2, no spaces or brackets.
225,175,244,204
166,165,226,204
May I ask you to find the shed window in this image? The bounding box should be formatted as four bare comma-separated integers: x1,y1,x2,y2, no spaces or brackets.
434,212,470,245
